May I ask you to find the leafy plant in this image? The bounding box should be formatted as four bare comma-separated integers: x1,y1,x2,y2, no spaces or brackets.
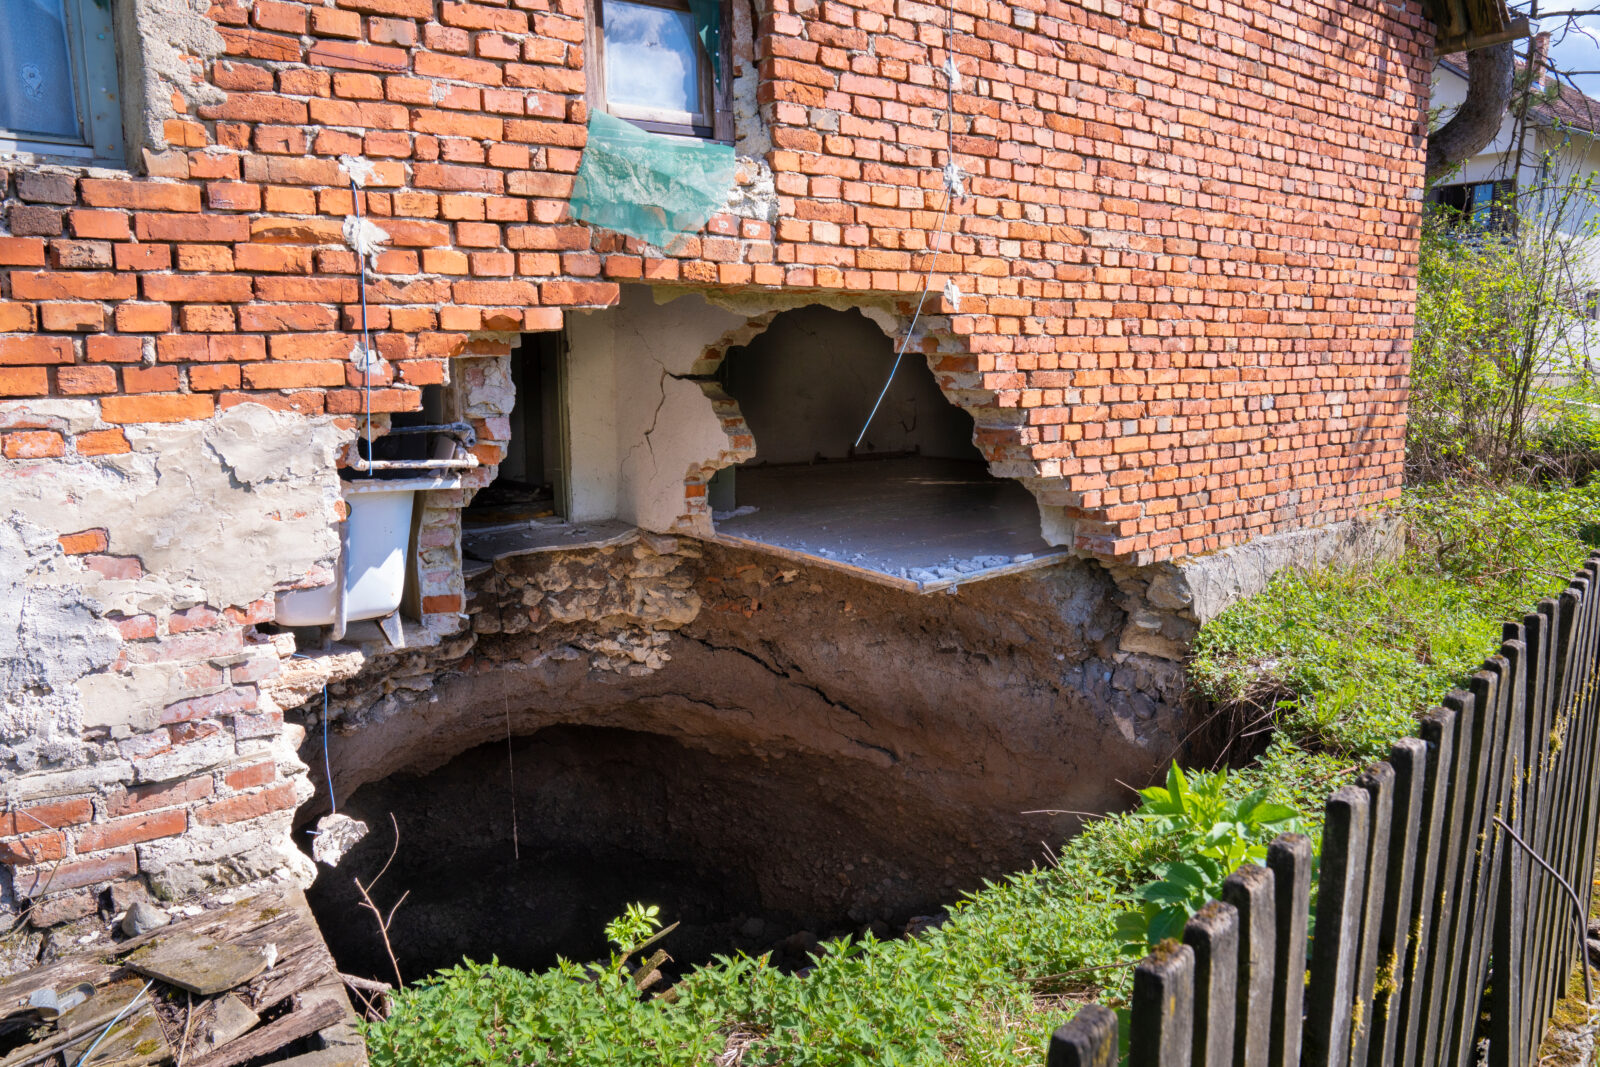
1114,764,1300,950
605,902,663,957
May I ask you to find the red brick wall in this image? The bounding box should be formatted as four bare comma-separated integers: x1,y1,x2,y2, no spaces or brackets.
0,0,1430,564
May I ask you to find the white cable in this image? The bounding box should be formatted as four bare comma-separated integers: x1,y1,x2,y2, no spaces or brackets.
854,0,965,448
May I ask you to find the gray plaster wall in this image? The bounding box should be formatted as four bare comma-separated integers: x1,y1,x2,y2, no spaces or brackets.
0,402,346,753
722,306,979,465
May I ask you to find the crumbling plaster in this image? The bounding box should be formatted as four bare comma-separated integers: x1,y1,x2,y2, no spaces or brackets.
0,403,347,742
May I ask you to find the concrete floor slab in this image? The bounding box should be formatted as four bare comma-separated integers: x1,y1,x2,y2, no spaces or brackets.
711,457,1070,593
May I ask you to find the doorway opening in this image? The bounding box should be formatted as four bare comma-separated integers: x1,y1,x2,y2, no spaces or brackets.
465,332,569,530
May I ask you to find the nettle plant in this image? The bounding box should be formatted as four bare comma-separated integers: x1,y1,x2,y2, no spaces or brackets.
1115,764,1302,951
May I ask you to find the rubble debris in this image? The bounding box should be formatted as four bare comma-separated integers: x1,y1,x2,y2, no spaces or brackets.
0,888,361,1067
121,903,170,938
311,815,369,868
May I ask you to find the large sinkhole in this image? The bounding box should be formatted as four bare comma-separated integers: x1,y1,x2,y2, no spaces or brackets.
307,723,979,983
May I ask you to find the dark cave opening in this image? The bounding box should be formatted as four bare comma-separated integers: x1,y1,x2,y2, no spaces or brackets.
304,724,953,984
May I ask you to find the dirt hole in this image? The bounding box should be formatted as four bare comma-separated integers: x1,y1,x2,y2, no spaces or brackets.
305,724,958,983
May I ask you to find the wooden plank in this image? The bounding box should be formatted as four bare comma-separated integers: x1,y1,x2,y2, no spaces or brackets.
1129,940,1196,1067
1303,784,1371,1067
1557,568,1600,1003
183,994,346,1067
1349,762,1394,1067
1520,603,1559,1049
1266,834,1311,1067
1221,864,1274,1067
1541,586,1585,1009
1184,900,1238,1067
125,931,271,995
1433,668,1500,1067
1488,637,1529,1067
1367,737,1425,1067
1449,657,1512,1067
1395,708,1454,1067
1048,1004,1119,1067
1416,686,1475,1067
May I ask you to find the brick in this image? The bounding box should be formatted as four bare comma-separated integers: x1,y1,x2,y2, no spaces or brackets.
0,368,48,397
115,304,174,333
0,832,67,866
194,782,298,826
57,366,118,395
75,809,187,854
12,272,136,301
39,303,105,332
85,555,142,580
16,172,77,205
0,798,93,837
108,777,215,817
76,429,131,455
102,395,216,424
68,211,131,240
58,529,108,555
123,366,183,394
160,687,256,724
224,762,277,791
3,431,66,459
142,274,254,303
0,238,46,266
87,335,146,362
79,180,202,212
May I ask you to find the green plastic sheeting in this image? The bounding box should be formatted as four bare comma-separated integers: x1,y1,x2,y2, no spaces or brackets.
687,0,722,86
570,110,736,252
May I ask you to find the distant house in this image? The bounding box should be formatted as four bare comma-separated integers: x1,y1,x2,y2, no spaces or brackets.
1430,34,1600,366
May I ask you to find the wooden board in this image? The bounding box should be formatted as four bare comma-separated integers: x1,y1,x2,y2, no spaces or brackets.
126,934,269,996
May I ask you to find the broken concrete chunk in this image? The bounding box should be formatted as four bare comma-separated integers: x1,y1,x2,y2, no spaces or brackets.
126,932,270,995
312,814,370,868
200,994,260,1052
121,901,170,938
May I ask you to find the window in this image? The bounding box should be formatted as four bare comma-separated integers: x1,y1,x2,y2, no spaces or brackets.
1432,179,1516,233
0,0,125,163
589,0,732,140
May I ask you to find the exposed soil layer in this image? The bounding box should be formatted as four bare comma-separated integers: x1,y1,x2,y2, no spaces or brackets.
296,542,1195,979
308,725,959,981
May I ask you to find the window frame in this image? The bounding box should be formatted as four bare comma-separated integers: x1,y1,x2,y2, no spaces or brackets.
1431,178,1518,234
587,0,734,143
0,0,127,165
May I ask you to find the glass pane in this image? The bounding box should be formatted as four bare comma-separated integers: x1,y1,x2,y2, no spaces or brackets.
604,0,703,118
0,0,82,140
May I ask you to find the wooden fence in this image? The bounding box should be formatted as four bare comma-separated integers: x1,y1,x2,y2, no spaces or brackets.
1049,553,1600,1067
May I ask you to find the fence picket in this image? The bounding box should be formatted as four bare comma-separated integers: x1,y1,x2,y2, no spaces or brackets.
1303,785,1371,1067
1221,864,1274,1067
1452,656,1515,1067
1488,636,1529,1067
1266,834,1311,1067
1394,708,1455,1067
1417,686,1477,1067
1130,941,1196,1067
1056,557,1600,1067
1185,900,1239,1067
1367,738,1424,1067
1047,1004,1118,1067
1346,762,1394,1067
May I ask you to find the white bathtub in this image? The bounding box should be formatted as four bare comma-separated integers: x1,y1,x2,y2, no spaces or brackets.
275,482,417,629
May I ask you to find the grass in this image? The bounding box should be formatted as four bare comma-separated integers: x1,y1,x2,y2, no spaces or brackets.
1192,481,1600,759
363,480,1600,1067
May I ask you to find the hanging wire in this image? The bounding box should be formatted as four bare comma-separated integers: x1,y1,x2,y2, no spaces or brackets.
350,176,374,466
323,684,336,814
854,0,966,448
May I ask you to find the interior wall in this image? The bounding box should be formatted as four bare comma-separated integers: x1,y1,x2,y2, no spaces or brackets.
723,307,980,465
563,287,747,530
